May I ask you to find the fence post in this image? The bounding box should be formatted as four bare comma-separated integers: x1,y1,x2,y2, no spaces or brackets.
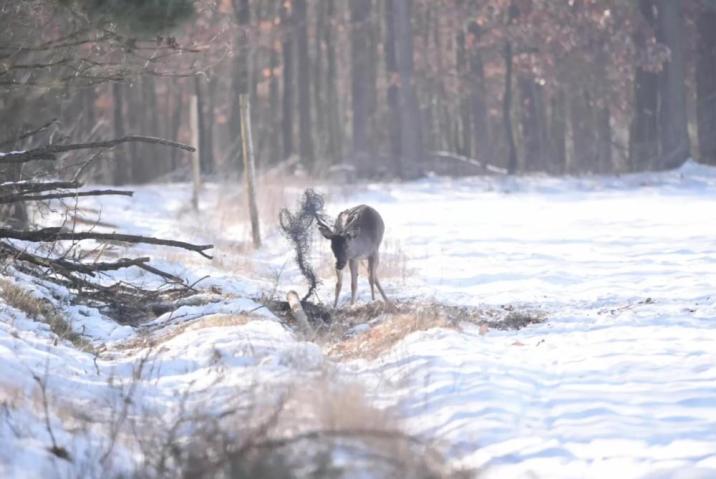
239,94,261,248
190,94,201,211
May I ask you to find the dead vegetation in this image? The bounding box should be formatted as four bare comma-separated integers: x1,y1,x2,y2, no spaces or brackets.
0,278,93,351
6,355,470,478
265,298,546,360
125,377,468,479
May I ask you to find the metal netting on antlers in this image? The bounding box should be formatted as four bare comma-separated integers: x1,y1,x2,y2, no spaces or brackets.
279,189,331,301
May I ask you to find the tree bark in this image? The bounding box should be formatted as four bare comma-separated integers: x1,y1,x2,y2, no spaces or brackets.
467,21,491,165
168,80,183,172
549,89,567,174
194,76,213,175
111,82,130,185
696,3,716,166
281,0,295,161
325,0,343,163
569,90,598,173
456,30,471,157
231,0,251,172
503,41,517,175
392,0,422,178
656,0,690,170
518,76,550,172
295,0,314,169
351,0,373,158
629,0,660,172
384,0,402,170
595,104,612,173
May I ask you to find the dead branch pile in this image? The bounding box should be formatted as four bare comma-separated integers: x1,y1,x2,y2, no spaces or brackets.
0,127,212,323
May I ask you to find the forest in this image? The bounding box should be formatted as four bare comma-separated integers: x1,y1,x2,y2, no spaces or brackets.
2,0,715,186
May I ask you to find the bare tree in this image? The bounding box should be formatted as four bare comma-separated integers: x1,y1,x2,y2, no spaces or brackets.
696,1,716,166
656,0,690,169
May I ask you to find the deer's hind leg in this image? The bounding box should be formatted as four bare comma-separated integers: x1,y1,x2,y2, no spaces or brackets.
368,254,377,301
369,253,390,305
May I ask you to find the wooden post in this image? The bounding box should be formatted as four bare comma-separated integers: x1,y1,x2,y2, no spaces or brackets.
190,94,201,211
239,94,262,248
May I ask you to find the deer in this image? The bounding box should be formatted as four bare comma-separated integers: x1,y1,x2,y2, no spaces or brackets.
316,205,390,309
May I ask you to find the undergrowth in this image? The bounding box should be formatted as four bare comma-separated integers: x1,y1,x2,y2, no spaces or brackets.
0,278,93,352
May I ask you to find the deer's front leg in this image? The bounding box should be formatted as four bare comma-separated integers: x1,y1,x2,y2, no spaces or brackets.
334,267,344,308
349,259,358,305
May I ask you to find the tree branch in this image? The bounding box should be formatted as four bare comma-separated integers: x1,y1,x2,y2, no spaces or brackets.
0,135,196,164
0,227,213,259
0,189,133,204
0,181,81,194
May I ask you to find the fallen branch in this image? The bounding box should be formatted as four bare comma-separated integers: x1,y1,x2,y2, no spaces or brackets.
430,150,508,175
0,189,133,204
0,135,195,164
0,242,151,276
0,180,81,194
0,227,213,259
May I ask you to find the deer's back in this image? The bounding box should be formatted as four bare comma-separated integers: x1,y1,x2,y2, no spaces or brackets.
336,205,384,258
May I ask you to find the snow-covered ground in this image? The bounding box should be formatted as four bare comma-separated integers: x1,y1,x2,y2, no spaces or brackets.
2,162,716,478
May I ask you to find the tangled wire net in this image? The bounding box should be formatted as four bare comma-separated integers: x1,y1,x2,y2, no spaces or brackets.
279,189,329,301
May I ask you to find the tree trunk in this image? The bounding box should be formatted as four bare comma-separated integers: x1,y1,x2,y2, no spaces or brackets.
456,30,471,157
518,76,550,172
549,89,567,174
194,76,213,175
111,82,130,185
313,0,326,161
351,0,373,160
503,40,517,175
392,0,422,178
206,76,217,175
629,0,660,172
231,0,251,172
142,76,159,180
696,3,716,166
595,104,612,173
325,0,342,163
281,0,295,161
269,24,282,165
569,90,598,173
467,22,491,165
295,0,314,170
384,0,402,170
168,80,183,172
656,0,690,170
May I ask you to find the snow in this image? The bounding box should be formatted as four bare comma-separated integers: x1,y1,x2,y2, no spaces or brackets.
2,161,716,477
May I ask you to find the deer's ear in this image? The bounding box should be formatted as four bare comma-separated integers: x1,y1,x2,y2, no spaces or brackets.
318,225,334,239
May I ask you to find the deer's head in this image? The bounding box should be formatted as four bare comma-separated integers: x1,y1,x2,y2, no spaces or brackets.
317,219,360,271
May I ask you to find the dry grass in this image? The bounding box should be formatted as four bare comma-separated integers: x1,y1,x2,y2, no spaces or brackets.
265,298,545,361
324,302,545,360
213,173,313,241
0,279,93,352
128,375,464,479
324,304,454,360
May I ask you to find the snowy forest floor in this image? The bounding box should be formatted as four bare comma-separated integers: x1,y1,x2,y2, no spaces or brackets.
2,161,716,478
